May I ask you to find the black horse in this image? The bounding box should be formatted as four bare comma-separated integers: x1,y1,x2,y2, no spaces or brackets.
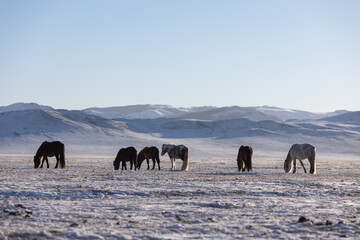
34,141,66,169
113,147,137,170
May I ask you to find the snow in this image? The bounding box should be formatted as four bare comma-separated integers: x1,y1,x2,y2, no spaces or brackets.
0,102,53,113
180,106,282,122
256,106,346,121
83,104,345,121
0,103,360,238
321,111,360,123
83,105,198,119
0,103,349,121
0,157,359,239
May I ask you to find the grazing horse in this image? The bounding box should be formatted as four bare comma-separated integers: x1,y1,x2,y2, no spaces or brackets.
113,147,137,170
237,145,253,172
161,144,189,171
284,143,316,174
34,141,66,169
137,146,160,170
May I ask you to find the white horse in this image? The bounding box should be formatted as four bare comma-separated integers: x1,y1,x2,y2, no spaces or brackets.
161,144,189,171
284,143,316,174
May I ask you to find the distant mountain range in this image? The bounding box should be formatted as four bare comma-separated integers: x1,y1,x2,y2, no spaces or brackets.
0,102,349,121
0,103,359,158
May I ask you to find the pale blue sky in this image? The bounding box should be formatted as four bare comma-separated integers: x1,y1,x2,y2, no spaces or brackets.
1,0,359,112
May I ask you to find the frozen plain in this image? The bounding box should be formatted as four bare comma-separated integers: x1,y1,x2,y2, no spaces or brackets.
1,156,359,239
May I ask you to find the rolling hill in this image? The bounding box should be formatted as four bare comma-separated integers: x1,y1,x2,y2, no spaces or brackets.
0,103,359,158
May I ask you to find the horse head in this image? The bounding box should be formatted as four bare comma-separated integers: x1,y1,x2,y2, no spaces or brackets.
161,144,169,156
135,156,142,170
34,155,40,168
113,159,120,170
284,158,292,173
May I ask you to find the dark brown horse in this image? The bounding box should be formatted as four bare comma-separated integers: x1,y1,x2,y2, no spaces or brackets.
34,141,66,169
113,147,137,170
237,145,253,172
136,146,160,170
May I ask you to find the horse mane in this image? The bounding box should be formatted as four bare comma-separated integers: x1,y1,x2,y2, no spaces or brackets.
35,141,47,157
285,150,292,163
137,147,147,165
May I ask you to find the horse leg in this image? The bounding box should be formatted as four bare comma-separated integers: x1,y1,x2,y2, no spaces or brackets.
147,159,150,170
244,160,249,172
247,158,253,172
292,159,297,173
54,155,59,169
157,158,160,170
40,157,45,168
122,161,127,170
170,158,176,170
299,160,307,173
45,157,49,168
151,158,155,170
237,160,243,172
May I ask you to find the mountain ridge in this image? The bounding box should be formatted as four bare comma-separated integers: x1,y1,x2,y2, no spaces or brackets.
0,102,350,121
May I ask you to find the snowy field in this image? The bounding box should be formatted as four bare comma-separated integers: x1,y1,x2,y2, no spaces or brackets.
1,156,359,239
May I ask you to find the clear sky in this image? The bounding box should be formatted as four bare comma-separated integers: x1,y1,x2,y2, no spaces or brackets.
1,0,359,112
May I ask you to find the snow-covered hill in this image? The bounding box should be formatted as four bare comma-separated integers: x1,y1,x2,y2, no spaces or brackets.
256,106,347,121
0,102,53,113
0,109,126,138
83,105,216,119
1,103,347,122
84,104,347,121
320,111,360,123
179,106,282,122
0,103,359,158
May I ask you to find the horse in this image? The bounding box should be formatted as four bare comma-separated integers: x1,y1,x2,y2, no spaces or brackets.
113,147,137,170
284,143,316,174
236,145,253,172
34,141,66,169
137,146,160,170
161,144,189,171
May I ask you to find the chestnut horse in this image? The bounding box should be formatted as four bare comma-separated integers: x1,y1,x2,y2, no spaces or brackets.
136,146,160,170
113,147,137,170
34,141,66,169
236,145,253,172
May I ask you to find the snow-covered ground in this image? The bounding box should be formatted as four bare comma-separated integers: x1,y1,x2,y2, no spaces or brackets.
0,157,359,239
0,103,359,238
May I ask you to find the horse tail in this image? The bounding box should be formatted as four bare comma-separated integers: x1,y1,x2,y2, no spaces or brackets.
134,151,138,170
155,147,161,170
59,143,66,169
246,147,253,172
310,146,316,174
181,147,189,171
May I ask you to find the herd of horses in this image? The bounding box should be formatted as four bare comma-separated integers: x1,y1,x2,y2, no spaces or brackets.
33,141,317,174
